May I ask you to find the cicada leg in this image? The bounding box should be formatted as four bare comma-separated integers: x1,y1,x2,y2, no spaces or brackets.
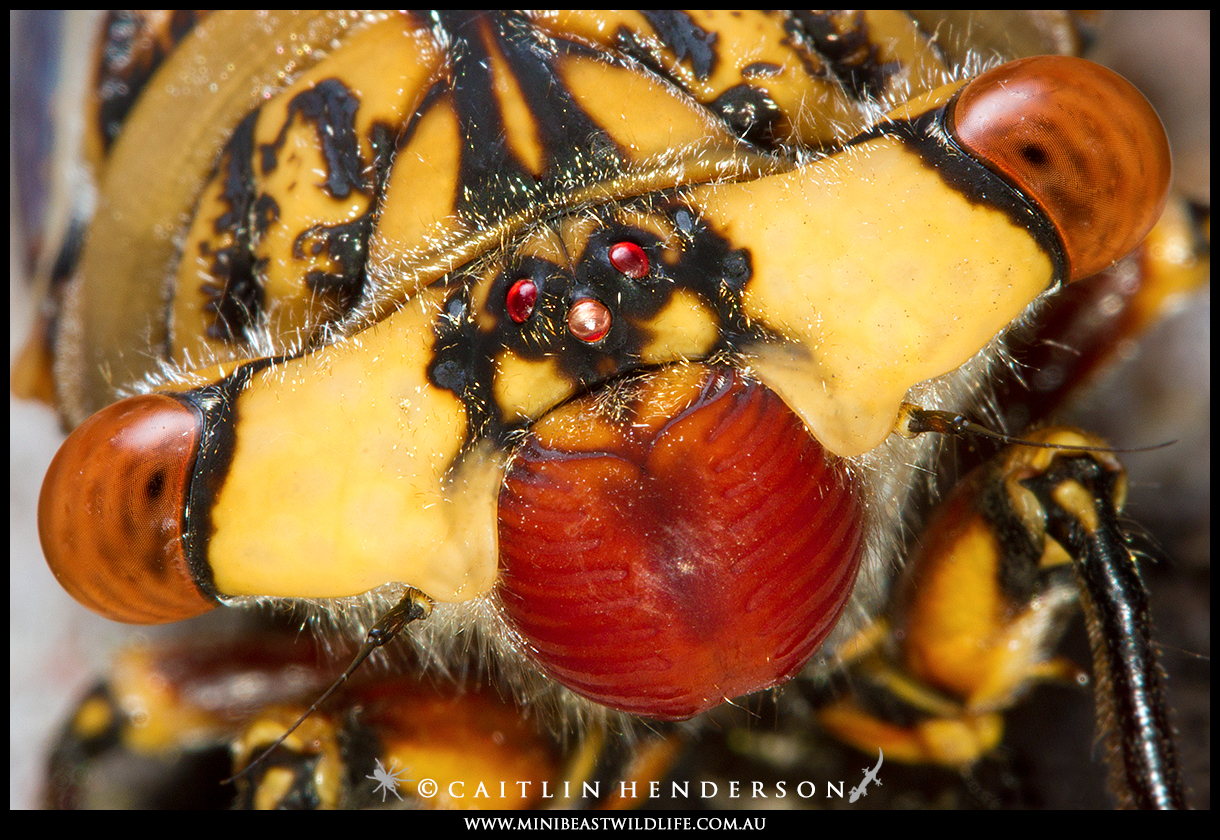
810,428,1187,809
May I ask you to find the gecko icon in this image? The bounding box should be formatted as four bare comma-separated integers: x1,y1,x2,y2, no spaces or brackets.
848,749,884,803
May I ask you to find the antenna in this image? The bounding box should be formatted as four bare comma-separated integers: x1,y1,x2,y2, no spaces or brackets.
222,587,434,786
898,404,1174,454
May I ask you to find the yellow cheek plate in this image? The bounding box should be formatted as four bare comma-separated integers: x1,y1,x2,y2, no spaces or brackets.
637,290,720,364
692,137,1052,457
206,286,500,602
493,351,574,425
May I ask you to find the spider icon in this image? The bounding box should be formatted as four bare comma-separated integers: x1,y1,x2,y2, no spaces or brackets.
366,759,413,803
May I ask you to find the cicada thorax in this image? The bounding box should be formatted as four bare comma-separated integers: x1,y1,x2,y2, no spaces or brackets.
32,11,1172,721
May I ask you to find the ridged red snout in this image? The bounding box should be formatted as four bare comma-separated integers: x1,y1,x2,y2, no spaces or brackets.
497,366,864,719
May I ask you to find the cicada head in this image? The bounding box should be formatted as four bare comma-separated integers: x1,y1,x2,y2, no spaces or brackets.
24,12,1176,733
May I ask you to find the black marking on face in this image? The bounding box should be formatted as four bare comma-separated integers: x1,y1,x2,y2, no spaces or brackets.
638,10,719,80
434,10,626,228
176,357,278,600
259,79,395,310
742,61,783,79
93,11,211,154
790,11,904,101
260,78,367,200
198,110,267,343
190,75,400,341
428,198,765,448
710,84,783,146
612,12,793,153
296,122,398,310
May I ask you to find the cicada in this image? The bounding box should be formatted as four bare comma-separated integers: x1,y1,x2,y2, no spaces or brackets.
10,10,1208,809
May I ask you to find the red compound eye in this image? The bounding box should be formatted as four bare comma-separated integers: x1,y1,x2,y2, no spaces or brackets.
39,393,217,624
950,55,1171,282
506,278,537,323
498,365,864,719
567,298,611,342
608,241,649,278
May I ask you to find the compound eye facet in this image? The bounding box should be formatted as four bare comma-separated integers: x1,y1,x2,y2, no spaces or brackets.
38,394,216,624
950,55,1172,282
